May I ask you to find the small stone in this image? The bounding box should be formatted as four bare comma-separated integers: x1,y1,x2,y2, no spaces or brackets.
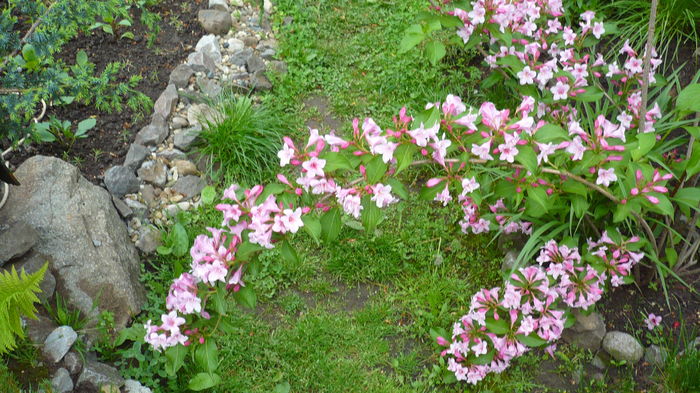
104,166,140,197
208,0,229,11
77,361,125,391
246,54,266,74
243,36,259,47
137,161,168,187
174,125,203,151
562,310,606,351
226,38,245,52
171,116,189,130
263,0,273,13
134,118,169,146
153,84,178,120
124,144,151,171
187,104,220,127
261,48,276,60
51,368,73,393
172,176,206,200
602,331,644,364
43,326,77,363
187,50,218,74
124,379,152,393
195,35,223,63
172,160,198,176
197,9,232,35
141,185,158,207
112,196,133,219
197,76,222,97
230,48,253,67
157,149,188,162
258,39,278,50
135,227,161,254
169,64,194,88
63,351,83,375
252,71,272,91
0,221,38,266
124,199,148,218
644,345,668,367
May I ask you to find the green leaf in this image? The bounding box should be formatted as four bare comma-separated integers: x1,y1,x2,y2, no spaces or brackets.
652,195,674,216
398,24,425,54
482,71,504,89
301,215,322,245
497,55,524,72
361,196,383,234
320,208,342,243
237,241,262,261
484,317,509,335
394,144,416,174
103,24,114,35
676,84,700,114
686,141,700,177
665,247,678,268
632,133,656,161
120,31,135,40
76,50,88,67
516,333,548,347
419,183,443,201
321,152,353,172
672,187,700,217
574,87,604,102
424,18,442,34
234,286,257,309
279,240,300,265
195,340,219,372
188,373,221,391
35,128,56,143
472,349,496,365
387,178,409,200
561,179,588,197
21,44,37,62
172,223,189,257
684,126,700,139
76,118,96,136
534,124,567,143
118,19,132,27
164,345,187,376
425,40,446,65
256,183,286,204
515,145,538,174
365,156,388,184
526,187,549,217
201,186,216,205
156,246,172,255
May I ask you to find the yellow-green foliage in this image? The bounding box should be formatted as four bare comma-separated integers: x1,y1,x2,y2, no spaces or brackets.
0,263,47,354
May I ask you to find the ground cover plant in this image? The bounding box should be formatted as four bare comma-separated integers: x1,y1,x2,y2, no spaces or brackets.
120,0,697,389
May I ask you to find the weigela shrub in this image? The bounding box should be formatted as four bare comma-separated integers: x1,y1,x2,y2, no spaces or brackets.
145,0,700,386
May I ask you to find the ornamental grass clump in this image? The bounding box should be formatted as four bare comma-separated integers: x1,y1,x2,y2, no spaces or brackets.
142,0,700,388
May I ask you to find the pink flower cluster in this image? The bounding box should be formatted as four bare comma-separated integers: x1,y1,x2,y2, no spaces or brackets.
440,235,643,384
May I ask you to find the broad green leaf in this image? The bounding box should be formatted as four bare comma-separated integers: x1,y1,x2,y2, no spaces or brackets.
394,144,415,175
320,208,342,242
515,145,538,174
632,133,656,161
398,24,425,54
172,223,189,257
279,240,300,264
76,118,96,135
472,349,496,365
485,317,509,335
76,50,88,67
424,18,442,34
321,151,354,172
525,187,549,217
677,83,700,114
366,156,388,183
256,183,286,204
156,246,172,255
237,241,262,261
165,345,187,376
534,124,567,143
497,55,524,72
195,340,219,372
35,128,56,143
425,40,446,65
686,141,700,177
301,215,322,244
188,373,221,391
234,286,257,309
684,126,700,139
103,24,114,35
516,333,548,347
574,87,604,102
482,71,504,89
118,19,132,27
361,196,383,234
672,187,700,217
21,44,37,62
121,31,135,40
419,183,443,201
561,179,588,197
201,186,216,205
387,178,409,200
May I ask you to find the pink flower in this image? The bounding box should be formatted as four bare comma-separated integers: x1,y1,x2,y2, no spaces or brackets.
443,94,467,116
551,81,570,101
596,167,618,187
161,311,186,335
408,123,439,147
371,183,398,208
302,157,326,178
536,142,557,165
472,141,493,161
272,208,304,234
563,27,576,45
278,143,295,166
435,185,452,206
517,66,536,85
566,136,586,160
592,22,605,39
645,313,662,330
461,177,480,195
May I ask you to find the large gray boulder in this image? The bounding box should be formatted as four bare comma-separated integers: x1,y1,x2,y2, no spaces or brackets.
562,310,606,351
0,156,145,329
77,360,125,391
197,9,232,35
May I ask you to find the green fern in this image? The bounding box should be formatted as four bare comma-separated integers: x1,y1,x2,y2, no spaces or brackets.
0,263,47,354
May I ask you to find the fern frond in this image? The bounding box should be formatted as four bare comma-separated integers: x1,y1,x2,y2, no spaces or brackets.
0,263,47,354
